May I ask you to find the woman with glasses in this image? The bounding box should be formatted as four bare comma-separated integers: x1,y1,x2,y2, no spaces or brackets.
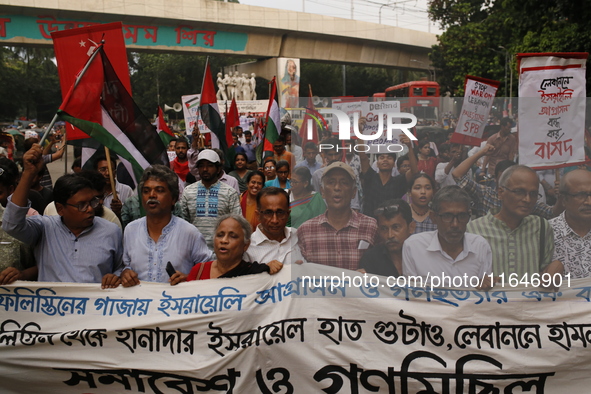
240,171,265,231
262,158,277,183
406,173,438,234
288,167,326,229
228,153,252,194
265,160,291,189
186,214,282,281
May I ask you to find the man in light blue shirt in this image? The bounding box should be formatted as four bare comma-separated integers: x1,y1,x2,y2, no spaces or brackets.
1,145,123,288
120,165,212,287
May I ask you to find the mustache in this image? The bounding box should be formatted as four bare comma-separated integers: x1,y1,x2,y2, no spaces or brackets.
146,198,160,205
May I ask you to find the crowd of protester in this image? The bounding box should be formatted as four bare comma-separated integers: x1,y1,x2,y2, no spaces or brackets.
0,115,590,291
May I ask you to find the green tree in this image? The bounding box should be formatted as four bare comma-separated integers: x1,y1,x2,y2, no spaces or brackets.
0,47,60,122
429,0,591,96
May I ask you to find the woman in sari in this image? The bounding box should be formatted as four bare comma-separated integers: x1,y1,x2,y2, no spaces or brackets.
240,170,265,231
288,166,326,228
186,214,282,281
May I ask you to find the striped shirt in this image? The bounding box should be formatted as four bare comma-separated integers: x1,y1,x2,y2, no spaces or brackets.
456,174,553,219
466,212,554,276
1,197,123,283
180,180,241,249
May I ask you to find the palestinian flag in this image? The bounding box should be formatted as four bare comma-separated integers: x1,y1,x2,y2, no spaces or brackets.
156,106,176,146
57,45,168,183
259,77,280,164
199,59,227,151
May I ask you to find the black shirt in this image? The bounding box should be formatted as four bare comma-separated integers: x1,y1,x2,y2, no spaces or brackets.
359,244,400,277
361,169,407,217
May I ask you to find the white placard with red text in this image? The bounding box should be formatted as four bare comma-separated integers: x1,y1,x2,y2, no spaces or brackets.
452,76,499,147
518,53,587,169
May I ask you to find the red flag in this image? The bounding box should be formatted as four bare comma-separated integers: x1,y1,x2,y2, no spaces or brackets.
199,59,227,151
225,98,239,148
156,106,175,145
51,22,131,141
299,85,319,144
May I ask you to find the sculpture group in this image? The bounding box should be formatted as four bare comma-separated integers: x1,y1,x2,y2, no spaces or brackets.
217,71,257,101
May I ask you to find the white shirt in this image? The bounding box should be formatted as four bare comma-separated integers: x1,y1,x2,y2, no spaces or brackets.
402,230,492,286
104,180,134,209
244,225,303,264
435,162,472,188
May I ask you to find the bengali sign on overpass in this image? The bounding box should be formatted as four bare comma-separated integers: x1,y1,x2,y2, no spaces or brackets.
0,14,247,52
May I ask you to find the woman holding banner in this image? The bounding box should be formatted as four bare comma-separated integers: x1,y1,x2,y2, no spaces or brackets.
186,214,282,280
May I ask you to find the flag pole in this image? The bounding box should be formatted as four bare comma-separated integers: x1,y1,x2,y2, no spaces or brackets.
39,42,105,146
104,146,119,201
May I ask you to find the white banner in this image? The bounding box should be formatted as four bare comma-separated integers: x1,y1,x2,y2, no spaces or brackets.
333,99,402,153
518,54,587,169
2,263,591,393
453,76,499,146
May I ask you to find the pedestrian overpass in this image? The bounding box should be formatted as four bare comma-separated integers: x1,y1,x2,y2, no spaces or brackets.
0,0,436,75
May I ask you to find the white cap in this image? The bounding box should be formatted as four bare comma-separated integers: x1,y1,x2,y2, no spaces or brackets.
196,149,220,164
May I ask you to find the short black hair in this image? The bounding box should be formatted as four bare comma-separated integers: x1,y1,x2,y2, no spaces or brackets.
276,160,290,171
303,141,318,151
495,160,516,180
53,173,95,205
396,154,410,169
175,137,189,147
0,158,19,188
256,186,289,210
93,154,117,170
77,170,106,194
246,170,265,184
374,199,412,224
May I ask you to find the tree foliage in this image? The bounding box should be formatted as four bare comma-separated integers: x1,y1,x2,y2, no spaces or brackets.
0,47,60,122
429,0,591,96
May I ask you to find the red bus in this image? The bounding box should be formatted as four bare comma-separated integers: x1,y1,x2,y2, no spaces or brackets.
384,81,440,121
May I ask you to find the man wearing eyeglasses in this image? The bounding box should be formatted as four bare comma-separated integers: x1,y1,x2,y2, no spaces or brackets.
244,187,300,265
403,186,492,289
467,165,561,281
1,145,123,288
550,169,591,278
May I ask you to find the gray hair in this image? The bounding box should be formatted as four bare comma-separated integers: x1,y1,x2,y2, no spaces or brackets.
139,164,180,202
497,165,536,189
431,185,472,213
215,213,252,244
